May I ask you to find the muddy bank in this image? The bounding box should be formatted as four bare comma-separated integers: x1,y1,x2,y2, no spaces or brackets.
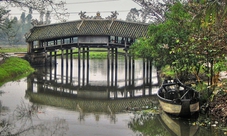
209,94,227,126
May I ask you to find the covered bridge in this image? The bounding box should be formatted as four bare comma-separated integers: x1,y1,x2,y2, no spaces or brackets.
25,12,150,65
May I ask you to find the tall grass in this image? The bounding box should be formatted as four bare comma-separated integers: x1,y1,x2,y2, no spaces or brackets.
0,57,34,85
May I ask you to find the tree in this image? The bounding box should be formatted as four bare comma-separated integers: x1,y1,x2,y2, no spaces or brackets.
0,6,10,30
126,8,140,22
130,0,227,92
1,0,68,22
20,12,26,35
1,17,20,45
17,12,33,44
0,0,68,45
188,0,227,85
128,0,179,23
0,12,34,45
0,6,17,45
45,11,51,24
130,2,196,81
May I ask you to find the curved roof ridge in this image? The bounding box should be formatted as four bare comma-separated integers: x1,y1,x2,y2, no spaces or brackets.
32,19,150,27
26,19,150,42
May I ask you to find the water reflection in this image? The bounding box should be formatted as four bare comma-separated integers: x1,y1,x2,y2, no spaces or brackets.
26,59,159,114
0,101,68,136
159,111,199,136
128,110,199,136
128,111,171,136
1,58,226,135
23,58,160,135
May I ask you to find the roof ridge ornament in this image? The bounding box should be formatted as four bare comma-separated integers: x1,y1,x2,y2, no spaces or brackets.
78,11,87,19
94,11,102,19
78,11,119,20
105,11,119,20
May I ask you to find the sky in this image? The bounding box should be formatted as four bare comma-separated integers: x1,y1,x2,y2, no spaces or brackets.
6,0,141,23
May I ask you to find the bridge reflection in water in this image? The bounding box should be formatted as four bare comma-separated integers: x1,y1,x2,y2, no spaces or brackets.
26,58,159,114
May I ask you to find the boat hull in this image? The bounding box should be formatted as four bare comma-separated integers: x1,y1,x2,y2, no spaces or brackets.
157,79,200,117
158,99,199,116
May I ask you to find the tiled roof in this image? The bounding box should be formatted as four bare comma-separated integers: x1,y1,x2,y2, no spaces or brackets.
26,19,149,42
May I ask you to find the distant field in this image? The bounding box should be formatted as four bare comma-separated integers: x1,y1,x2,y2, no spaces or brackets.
0,46,27,53
0,46,126,59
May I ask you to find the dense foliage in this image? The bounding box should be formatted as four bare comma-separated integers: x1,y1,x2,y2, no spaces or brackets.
130,2,196,80
130,1,227,85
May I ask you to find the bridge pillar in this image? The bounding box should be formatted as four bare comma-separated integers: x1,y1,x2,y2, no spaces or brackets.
78,46,81,88
70,48,73,85
70,49,73,67
49,51,53,67
82,47,85,86
86,47,89,85
149,59,153,95
66,49,69,70
61,49,64,79
124,49,128,98
143,58,146,96
27,42,33,53
115,48,118,87
107,46,110,86
129,55,132,86
26,74,34,92
54,50,57,80
132,56,135,85
111,47,114,86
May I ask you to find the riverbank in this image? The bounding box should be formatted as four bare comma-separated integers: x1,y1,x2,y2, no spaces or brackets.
158,67,227,132
0,57,34,86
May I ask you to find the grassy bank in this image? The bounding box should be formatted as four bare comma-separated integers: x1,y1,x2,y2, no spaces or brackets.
0,57,34,86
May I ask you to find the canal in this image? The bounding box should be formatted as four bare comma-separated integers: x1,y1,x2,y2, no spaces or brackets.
0,58,225,135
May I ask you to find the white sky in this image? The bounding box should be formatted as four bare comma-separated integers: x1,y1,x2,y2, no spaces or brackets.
6,0,141,23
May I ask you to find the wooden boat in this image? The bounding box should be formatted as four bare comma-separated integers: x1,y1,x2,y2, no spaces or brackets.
157,78,200,117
